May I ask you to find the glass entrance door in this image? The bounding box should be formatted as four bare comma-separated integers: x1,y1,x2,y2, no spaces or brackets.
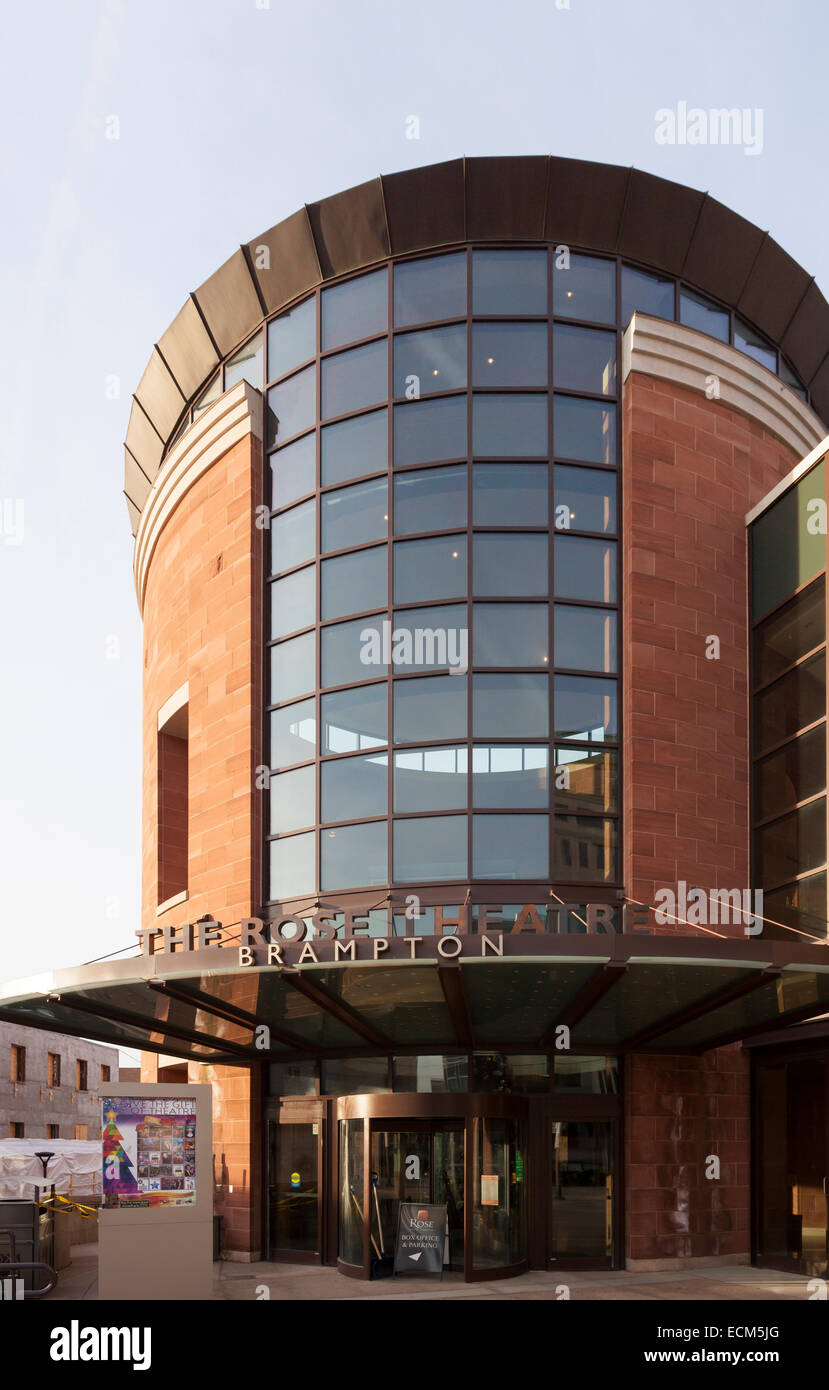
369,1123,464,1271
268,1120,320,1258
550,1120,614,1264
756,1056,829,1275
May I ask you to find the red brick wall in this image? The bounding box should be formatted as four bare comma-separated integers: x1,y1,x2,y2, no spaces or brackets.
141,426,264,1257
622,374,801,1264
626,1049,750,1264
623,372,801,921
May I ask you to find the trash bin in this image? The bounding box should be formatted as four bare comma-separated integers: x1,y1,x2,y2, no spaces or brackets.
0,1200,54,1293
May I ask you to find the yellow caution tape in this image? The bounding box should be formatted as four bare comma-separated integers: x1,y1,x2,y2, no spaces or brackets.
35,1193,98,1220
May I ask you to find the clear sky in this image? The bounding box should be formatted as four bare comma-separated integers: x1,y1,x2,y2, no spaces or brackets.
1,0,827,1015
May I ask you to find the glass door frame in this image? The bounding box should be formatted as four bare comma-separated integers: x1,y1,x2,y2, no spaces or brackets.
266,1097,324,1265
335,1093,529,1282
751,1041,829,1276
532,1093,623,1271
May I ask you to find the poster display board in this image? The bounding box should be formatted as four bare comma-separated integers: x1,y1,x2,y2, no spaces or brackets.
393,1202,447,1276
98,1083,212,1301
102,1096,196,1208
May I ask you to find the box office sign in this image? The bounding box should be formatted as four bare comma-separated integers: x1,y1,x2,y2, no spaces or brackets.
394,1203,447,1276
102,1096,196,1209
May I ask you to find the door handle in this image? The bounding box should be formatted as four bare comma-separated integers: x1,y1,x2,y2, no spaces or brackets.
823,1177,829,1196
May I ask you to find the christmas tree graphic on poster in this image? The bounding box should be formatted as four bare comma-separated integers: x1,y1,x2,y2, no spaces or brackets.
101,1097,197,1208
102,1106,139,1204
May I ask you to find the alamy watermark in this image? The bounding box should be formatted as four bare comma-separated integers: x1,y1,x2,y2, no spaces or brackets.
654,880,763,936
655,102,763,156
360,620,468,673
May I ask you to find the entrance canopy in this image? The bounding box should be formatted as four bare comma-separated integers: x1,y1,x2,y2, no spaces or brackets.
3,936,829,1064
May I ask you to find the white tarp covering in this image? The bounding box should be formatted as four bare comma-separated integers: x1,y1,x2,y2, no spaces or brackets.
0,1139,100,1199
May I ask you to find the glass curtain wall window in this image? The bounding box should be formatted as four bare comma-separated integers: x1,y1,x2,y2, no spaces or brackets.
262,246,810,904
750,461,828,943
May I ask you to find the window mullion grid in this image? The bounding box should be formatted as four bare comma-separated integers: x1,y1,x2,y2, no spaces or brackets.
547,242,556,886
466,246,474,884
387,262,395,890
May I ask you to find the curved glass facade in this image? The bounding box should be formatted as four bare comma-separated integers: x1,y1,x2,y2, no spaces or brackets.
257,246,810,904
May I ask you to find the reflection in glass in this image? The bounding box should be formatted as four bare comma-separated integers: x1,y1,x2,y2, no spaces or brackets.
267,365,316,444
393,815,467,880
393,674,468,743
472,746,548,808
472,323,547,387
473,394,548,457
551,1121,613,1260
271,565,315,639
394,396,467,467
555,605,617,671
555,675,617,741
554,536,617,602
394,252,467,327
339,1120,364,1265
754,726,826,821
753,581,825,687
553,253,615,323
473,673,548,738
270,830,315,901
272,631,315,704
473,814,548,878
753,652,825,755
321,409,388,486
474,533,548,597
679,288,729,342
472,249,547,315
321,820,387,889
553,325,616,395
474,603,548,667
322,615,388,689
762,873,827,943
554,465,617,534
271,432,315,509
621,265,674,325
394,324,466,397
394,746,468,812
555,816,617,881
321,684,387,754
326,1059,390,1095
321,545,387,621
554,396,616,464
735,318,777,372
392,1055,469,1092
322,268,387,352
554,746,618,814
272,498,316,574
271,700,316,768
321,340,387,420
192,374,221,418
473,463,547,527
271,764,316,833
321,753,388,823
555,1057,618,1093
391,604,468,672
394,465,467,535
225,332,264,391
471,1117,527,1268
755,800,827,890
751,464,826,621
321,477,388,553
394,535,467,603
268,297,315,381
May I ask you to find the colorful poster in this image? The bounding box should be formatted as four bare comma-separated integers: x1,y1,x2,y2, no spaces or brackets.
102,1097,197,1208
